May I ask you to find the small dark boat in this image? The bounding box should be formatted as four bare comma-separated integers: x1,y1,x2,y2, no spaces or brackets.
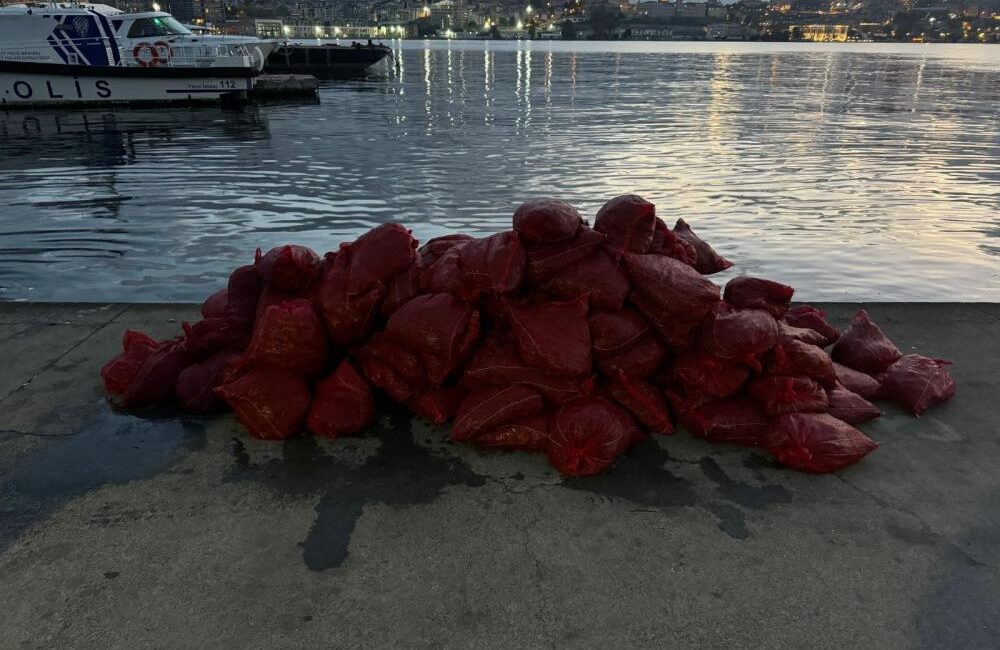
264,42,392,79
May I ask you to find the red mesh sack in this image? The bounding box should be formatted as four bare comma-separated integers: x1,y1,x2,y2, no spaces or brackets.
364,332,427,389
833,362,882,400
224,264,262,328
685,397,768,447
513,198,583,245
201,289,228,319
304,254,338,305
589,309,652,358
766,413,878,474
479,294,522,332
254,285,290,323
101,330,162,396
386,294,481,385
629,290,706,349
749,375,829,417
649,217,697,267
723,276,794,318
700,303,779,370
358,332,426,403
255,245,322,294
883,354,956,416
409,385,467,424
542,249,629,311
421,245,468,297
870,371,892,400
507,297,592,378
343,223,417,295
765,339,836,387
672,350,750,398
306,361,375,438
525,227,606,285
462,336,593,404
647,217,676,253
609,371,674,436
182,317,251,359
381,259,424,317
624,253,721,343
594,194,657,253
547,397,639,476
316,254,386,346
245,300,328,377
452,385,546,442
175,348,240,414
826,384,881,424
595,334,667,380
419,234,473,266
474,414,550,452
124,339,194,407
672,218,732,275
458,230,527,295
215,368,311,441
784,305,840,347
665,388,715,426
831,310,902,374
777,320,828,347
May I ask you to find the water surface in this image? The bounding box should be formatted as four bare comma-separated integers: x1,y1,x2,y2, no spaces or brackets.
1,41,998,301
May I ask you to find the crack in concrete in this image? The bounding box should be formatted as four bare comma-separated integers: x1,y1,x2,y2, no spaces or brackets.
485,476,562,496
0,326,30,346
0,305,130,407
521,508,559,650
0,429,77,438
835,475,999,572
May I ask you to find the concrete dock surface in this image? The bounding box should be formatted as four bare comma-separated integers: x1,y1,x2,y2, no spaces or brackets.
0,302,996,649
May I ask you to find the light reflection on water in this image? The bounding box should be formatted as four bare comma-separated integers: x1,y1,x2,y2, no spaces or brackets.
0,41,997,302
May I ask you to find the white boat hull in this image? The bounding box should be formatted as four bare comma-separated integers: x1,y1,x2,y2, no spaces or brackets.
0,69,253,106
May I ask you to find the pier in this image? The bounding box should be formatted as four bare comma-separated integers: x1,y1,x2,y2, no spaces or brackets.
0,302,996,648
250,73,320,99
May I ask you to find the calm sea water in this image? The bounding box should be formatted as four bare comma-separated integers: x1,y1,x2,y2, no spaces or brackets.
1,41,998,302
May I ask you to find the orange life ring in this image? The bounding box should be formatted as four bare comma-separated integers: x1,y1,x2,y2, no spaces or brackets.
153,41,173,65
133,42,160,67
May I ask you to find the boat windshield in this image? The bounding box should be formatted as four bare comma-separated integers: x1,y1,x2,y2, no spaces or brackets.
126,16,192,38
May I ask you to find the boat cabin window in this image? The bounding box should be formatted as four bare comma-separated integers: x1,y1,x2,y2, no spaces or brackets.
126,16,191,38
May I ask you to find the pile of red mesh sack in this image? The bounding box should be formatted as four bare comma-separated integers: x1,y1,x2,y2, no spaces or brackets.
101,195,957,476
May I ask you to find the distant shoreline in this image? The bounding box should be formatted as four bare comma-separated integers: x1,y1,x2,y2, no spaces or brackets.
407,38,997,44
378,37,998,47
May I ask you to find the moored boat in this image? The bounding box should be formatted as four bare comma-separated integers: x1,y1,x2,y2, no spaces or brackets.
264,42,392,79
0,2,271,106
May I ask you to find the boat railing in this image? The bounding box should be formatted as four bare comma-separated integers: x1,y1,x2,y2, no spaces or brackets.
0,38,265,70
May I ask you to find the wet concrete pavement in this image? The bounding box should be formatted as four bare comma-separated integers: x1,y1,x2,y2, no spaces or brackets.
0,303,997,649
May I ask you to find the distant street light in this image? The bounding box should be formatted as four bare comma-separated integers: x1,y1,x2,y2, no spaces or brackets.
526,5,533,15
151,2,160,11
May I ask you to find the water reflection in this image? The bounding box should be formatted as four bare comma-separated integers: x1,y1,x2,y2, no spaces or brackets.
0,108,268,169
0,41,998,302
483,44,493,125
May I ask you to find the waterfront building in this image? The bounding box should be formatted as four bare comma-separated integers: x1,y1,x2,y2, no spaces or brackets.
801,23,849,39
637,1,674,18
372,1,424,25
627,22,675,37
427,0,481,30
674,2,709,18
707,21,750,38
195,0,228,25
256,18,284,37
